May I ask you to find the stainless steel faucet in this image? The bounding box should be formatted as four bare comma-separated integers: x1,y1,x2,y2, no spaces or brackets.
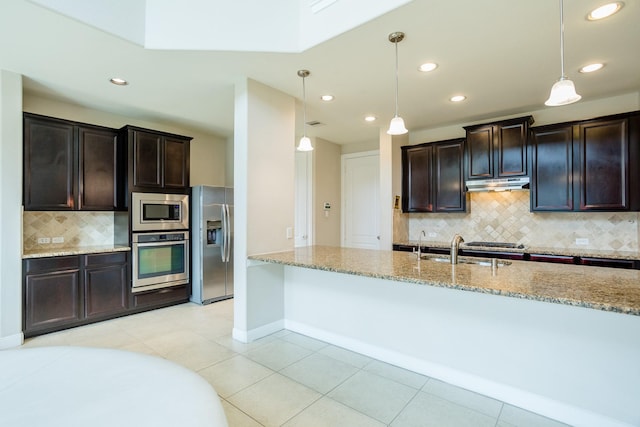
450,234,464,264
414,230,426,260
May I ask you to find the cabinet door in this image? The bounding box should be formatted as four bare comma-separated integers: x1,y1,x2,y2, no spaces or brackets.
402,145,433,212
132,130,163,189
434,140,466,212
578,118,628,210
84,264,128,319
465,125,493,180
498,121,528,177
530,125,574,211
78,126,121,210
164,137,190,190
83,252,128,319
23,114,76,210
24,269,81,334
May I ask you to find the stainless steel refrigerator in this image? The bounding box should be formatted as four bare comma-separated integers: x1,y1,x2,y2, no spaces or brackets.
190,185,234,304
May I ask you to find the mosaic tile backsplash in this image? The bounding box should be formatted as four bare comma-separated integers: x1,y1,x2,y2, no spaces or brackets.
23,211,116,251
402,191,640,251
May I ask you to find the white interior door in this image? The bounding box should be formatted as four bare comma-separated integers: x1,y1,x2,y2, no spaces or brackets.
342,151,380,249
294,151,313,247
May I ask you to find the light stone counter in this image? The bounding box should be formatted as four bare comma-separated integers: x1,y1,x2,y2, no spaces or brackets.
22,245,131,259
249,245,640,316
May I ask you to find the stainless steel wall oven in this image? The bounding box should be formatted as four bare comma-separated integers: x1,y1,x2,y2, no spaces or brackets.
131,231,189,293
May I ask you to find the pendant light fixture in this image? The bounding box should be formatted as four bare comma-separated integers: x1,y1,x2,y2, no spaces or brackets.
387,32,408,135
545,0,581,106
296,69,313,151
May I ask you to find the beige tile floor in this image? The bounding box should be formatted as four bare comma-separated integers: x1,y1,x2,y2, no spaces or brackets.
22,300,571,427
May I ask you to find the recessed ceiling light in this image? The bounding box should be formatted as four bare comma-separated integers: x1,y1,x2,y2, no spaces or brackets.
364,115,377,122
450,95,467,102
587,2,623,20
418,62,438,72
321,94,334,101
109,77,128,86
579,63,604,73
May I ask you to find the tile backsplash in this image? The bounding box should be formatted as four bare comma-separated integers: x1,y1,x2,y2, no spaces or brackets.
402,191,639,251
23,211,116,251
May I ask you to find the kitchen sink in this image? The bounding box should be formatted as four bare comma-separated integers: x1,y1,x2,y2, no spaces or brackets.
420,254,511,267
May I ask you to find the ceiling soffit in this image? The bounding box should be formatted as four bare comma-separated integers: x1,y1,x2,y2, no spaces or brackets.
29,0,413,52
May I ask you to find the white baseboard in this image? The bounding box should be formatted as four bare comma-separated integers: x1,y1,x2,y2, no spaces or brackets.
284,319,632,427
232,319,284,343
0,332,23,350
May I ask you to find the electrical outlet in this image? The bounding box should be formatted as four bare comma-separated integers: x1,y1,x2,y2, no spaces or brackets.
37,237,51,244
428,232,437,238
575,238,589,245
52,236,64,244
286,227,293,239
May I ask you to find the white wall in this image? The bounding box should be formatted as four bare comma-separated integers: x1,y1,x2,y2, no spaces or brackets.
225,136,234,187
341,139,378,155
313,138,341,246
233,79,295,342
0,70,24,349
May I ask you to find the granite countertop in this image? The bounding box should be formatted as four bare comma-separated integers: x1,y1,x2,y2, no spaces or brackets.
249,245,640,316
395,240,640,260
22,245,131,259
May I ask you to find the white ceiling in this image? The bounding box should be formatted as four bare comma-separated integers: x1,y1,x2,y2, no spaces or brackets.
1,0,639,145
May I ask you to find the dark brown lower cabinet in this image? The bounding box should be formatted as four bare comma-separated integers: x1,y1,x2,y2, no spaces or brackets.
24,256,81,335
23,251,130,337
83,252,129,319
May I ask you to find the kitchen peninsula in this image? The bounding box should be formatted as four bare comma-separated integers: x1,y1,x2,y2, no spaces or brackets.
247,246,640,427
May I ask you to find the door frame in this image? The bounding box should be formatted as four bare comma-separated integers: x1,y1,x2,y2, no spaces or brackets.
295,150,313,247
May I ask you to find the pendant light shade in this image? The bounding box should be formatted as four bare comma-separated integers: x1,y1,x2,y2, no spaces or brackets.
387,32,408,135
297,136,313,151
545,77,581,106
388,116,408,135
296,69,314,151
545,0,581,107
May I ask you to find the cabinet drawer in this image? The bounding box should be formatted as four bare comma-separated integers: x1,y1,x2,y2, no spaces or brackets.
84,251,128,267
133,285,189,309
578,257,636,269
529,254,576,264
25,256,79,273
392,244,415,253
460,250,525,260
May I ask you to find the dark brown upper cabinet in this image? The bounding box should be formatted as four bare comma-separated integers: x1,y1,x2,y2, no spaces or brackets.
78,125,124,210
530,124,574,211
530,111,640,212
401,138,466,213
464,116,533,181
121,126,191,193
23,113,124,211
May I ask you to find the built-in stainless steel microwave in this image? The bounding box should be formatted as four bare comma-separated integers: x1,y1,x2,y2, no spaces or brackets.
131,192,189,231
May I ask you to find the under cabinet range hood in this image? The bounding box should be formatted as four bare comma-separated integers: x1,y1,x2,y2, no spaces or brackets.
465,177,530,192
